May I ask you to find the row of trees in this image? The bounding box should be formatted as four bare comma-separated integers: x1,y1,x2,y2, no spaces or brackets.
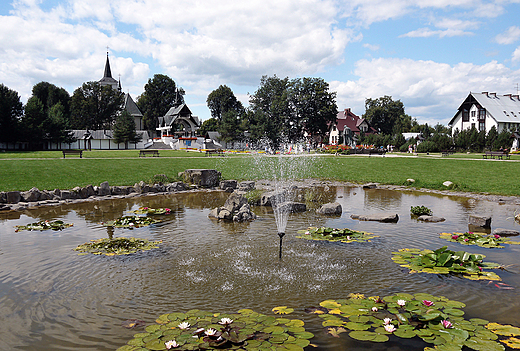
201,76,338,146
0,74,185,149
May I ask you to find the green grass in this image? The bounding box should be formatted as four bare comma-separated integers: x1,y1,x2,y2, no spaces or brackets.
1,151,519,196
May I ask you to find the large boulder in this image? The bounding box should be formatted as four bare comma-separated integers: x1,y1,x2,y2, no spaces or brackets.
220,180,238,192
22,187,41,202
209,193,256,222
223,192,248,213
316,202,342,215
6,191,21,204
351,213,399,223
492,228,520,237
468,215,491,229
98,181,111,196
274,201,306,213
261,190,288,207
182,169,221,187
417,215,445,222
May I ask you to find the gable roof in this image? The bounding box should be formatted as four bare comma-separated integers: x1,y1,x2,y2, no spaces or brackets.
333,109,377,134
124,93,142,117
450,92,520,125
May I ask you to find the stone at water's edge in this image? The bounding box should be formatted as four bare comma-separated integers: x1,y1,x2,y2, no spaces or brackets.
209,193,257,222
6,191,21,204
98,181,111,196
492,228,520,237
351,213,399,223
220,180,237,192
223,192,248,213
316,202,342,215
260,190,287,206
182,169,221,187
238,181,256,192
275,201,306,213
417,215,445,222
363,183,377,189
468,215,491,229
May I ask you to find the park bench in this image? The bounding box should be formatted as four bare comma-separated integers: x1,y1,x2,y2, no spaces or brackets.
139,150,160,157
205,149,224,157
368,149,386,156
483,151,510,160
441,150,454,157
62,149,83,158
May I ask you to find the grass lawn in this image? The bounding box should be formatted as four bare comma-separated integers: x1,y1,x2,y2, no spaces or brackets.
1,151,519,196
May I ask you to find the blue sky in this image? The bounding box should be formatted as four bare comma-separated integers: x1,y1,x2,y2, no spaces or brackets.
1,0,520,126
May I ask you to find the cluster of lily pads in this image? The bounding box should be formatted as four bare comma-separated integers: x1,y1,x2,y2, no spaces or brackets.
392,246,503,281
314,293,520,350
411,205,433,216
74,237,161,256
131,207,172,215
439,232,520,248
14,220,73,232
296,227,378,243
102,216,160,228
117,308,313,351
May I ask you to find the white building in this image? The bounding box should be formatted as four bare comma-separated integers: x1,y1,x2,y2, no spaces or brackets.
449,92,520,135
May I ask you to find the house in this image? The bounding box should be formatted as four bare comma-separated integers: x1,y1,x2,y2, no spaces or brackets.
156,103,201,149
449,92,520,135
328,108,377,147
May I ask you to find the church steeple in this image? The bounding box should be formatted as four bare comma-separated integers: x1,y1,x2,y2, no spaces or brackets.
103,52,113,79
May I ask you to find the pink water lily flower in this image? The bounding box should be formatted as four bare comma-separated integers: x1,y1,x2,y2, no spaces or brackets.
441,320,453,329
464,238,469,242
494,234,501,239
384,324,397,333
397,299,406,307
383,318,392,325
452,235,459,240
422,300,434,307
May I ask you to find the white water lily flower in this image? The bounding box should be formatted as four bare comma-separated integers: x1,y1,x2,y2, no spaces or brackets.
371,307,378,312
383,318,392,325
165,340,179,349
205,328,217,336
384,324,396,333
397,299,406,306
178,322,190,330
219,317,233,325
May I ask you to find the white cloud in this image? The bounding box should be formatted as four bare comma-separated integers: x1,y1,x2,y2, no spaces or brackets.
400,27,473,38
495,26,520,45
330,58,520,125
363,43,380,51
513,47,520,63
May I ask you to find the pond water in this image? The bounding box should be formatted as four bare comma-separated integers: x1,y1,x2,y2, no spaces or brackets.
1,186,520,351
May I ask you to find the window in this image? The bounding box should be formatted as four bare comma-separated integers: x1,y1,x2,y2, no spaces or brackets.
462,109,469,122
471,111,476,117
479,121,485,131
478,109,486,119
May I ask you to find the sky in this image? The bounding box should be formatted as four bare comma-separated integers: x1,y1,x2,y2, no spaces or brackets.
1,0,520,127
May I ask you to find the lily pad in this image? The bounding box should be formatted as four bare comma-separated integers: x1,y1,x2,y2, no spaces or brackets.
102,215,160,228
272,306,294,315
296,226,378,243
439,232,513,248
15,220,73,232
131,207,172,215
349,330,389,342
74,237,161,256
486,323,520,336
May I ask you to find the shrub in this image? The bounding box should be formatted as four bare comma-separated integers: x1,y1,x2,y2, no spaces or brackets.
410,205,433,216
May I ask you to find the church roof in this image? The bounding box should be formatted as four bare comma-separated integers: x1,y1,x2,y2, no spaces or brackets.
124,93,143,117
99,54,118,85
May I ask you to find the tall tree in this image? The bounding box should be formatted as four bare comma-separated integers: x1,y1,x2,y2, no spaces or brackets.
248,75,290,146
22,96,47,146
137,74,182,131
113,110,142,149
46,102,75,144
363,96,406,135
199,118,219,136
207,85,244,122
70,82,124,130
289,77,337,142
32,81,71,120
0,83,23,143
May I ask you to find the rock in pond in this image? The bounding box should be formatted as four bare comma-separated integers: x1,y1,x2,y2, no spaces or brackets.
351,213,399,223
417,215,445,222
492,228,520,237
468,215,491,229
316,202,342,215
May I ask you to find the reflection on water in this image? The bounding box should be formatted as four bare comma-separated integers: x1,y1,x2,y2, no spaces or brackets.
1,187,520,351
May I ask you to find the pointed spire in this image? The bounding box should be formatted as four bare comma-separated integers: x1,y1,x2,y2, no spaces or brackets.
104,52,113,78
118,74,122,92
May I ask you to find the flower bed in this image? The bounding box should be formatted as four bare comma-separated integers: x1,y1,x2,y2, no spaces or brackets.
296,226,378,243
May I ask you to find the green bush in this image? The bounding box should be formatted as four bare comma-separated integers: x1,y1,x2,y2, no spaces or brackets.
410,205,433,216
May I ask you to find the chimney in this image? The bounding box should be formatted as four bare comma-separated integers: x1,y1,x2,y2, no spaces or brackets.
491,92,497,97
482,91,488,97
505,94,512,98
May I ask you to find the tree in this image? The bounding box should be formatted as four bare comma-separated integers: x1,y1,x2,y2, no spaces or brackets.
248,75,290,146
486,126,498,150
113,110,142,149
70,82,124,130
137,74,183,131
0,83,23,143
199,118,219,136
289,77,337,143
32,81,71,120
363,96,406,135
207,85,244,122
21,96,47,146
219,110,241,143
46,102,75,145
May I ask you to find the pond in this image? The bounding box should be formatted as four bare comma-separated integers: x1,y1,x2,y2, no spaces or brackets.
1,185,520,351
